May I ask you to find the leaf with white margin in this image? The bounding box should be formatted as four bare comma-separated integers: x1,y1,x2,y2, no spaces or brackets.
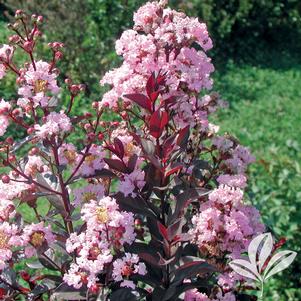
263,250,297,281
258,233,274,271
248,233,273,272
229,259,262,282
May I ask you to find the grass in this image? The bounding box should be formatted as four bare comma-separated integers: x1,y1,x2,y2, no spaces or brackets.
213,59,301,301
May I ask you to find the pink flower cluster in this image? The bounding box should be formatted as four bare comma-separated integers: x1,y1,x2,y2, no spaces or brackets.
64,197,139,289
112,253,147,289
190,185,264,259
34,111,71,138
185,290,236,301
22,222,55,257
100,1,214,128
17,60,60,108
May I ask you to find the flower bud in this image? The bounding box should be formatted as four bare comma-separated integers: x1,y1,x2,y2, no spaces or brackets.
9,34,20,43
37,16,43,23
87,133,96,141
27,127,35,135
92,102,99,109
89,284,99,294
1,174,10,184
30,147,39,155
5,137,14,145
98,133,104,141
8,155,16,163
20,271,31,282
55,51,63,61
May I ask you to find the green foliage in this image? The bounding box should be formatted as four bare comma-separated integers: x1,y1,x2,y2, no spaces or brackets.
182,0,301,61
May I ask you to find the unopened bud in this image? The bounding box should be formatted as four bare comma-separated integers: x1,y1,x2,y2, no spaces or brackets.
1,174,10,184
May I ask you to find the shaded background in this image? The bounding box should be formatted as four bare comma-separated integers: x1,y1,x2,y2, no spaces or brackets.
0,1,300,300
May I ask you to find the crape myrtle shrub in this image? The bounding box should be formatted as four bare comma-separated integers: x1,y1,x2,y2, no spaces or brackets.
0,1,290,300
1,0,300,95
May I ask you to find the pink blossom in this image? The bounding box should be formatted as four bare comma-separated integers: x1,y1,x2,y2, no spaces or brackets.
190,185,264,258
18,60,60,108
118,169,145,197
0,199,15,221
81,197,136,246
24,155,47,177
226,145,256,174
22,222,55,257
0,222,23,269
0,174,30,200
209,185,244,207
100,0,214,121
0,64,6,79
217,174,247,189
112,253,147,289
65,231,113,288
76,144,106,176
73,183,105,206
58,143,78,165
185,289,210,301
0,45,14,79
0,45,14,62
34,111,71,138
214,292,236,301
0,115,9,136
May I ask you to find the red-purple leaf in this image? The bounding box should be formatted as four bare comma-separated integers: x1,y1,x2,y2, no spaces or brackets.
114,138,125,159
150,110,169,138
103,158,128,173
139,252,160,267
164,96,177,107
146,73,156,98
176,125,190,147
157,221,169,241
165,165,183,178
124,93,152,112
150,91,160,103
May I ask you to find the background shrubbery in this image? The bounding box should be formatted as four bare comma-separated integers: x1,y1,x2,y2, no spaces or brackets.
0,1,300,300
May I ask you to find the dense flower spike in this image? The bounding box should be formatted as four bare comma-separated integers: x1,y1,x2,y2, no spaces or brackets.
0,2,270,300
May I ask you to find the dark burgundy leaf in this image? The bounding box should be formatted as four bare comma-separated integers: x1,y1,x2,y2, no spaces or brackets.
103,158,128,173
157,221,169,241
92,168,117,178
128,154,138,172
167,218,185,242
110,288,138,301
150,109,169,138
146,73,156,98
139,252,161,267
173,261,216,283
150,91,160,102
165,165,183,177
176,125,190,147
114,138,125,159
124,93,152,112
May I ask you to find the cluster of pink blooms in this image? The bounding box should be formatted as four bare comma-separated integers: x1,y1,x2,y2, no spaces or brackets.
64,197,144,289
100,0,215,128
185,289,236,301
34,111,71,139
17,60,60,108
190,184,264,259
112,253,147,289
